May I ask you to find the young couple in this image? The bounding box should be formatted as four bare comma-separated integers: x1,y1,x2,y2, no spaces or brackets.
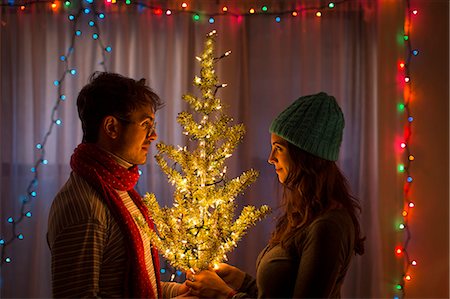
47,72,364,298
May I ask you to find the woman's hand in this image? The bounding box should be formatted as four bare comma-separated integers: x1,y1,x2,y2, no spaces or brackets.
215,263,246,290
186,269,234,299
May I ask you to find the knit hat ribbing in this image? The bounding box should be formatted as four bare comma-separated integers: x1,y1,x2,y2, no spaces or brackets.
269,92,345,161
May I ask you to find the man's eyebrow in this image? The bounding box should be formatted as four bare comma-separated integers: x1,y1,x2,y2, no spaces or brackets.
141,114,155,121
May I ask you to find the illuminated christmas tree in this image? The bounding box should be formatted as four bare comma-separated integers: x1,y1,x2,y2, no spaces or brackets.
137,30,270,272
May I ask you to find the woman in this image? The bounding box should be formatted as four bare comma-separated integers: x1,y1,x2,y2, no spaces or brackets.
185,92,365,298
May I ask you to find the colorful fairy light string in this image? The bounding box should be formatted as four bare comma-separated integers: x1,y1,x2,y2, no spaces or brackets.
394,0,418,298
2,0,351,22
0,0,112,271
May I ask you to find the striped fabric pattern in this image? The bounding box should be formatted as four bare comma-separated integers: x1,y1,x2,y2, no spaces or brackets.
48,172,180,298
117,189,158,294
48,172,128,298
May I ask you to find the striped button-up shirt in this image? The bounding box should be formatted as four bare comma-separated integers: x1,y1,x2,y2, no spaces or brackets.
47,171,179,298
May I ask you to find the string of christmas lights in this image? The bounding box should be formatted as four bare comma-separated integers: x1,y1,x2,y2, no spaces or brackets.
0,0,112,271
2,0,352,23
394,0,418,297
136,30,270,272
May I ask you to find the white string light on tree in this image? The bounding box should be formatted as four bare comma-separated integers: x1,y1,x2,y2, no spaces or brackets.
136,30,270,273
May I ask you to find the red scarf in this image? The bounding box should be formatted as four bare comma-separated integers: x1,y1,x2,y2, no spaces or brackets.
70,143,161,298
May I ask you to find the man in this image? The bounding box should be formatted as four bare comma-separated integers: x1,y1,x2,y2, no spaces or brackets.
47,72,188,298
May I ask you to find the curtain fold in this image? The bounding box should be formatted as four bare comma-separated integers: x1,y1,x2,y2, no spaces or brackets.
1,1,382,297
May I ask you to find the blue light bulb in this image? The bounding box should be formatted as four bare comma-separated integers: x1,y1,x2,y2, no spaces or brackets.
89,20,95,26
25,211,32,217
92,33,99,40
105,46,112,52
17,233,24,240
275,16,281,22
7,217,13,223
98,13,105,19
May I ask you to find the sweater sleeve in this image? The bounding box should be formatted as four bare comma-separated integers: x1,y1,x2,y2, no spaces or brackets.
161,281,181,298
292,218,350,298
233,273,258,298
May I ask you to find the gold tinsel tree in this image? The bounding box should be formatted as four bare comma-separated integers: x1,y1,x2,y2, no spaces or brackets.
137,30,270,272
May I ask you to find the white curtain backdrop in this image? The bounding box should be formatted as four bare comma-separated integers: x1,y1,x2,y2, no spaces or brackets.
1,0,385,297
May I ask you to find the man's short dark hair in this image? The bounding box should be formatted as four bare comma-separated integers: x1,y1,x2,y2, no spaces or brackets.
77,72,163,143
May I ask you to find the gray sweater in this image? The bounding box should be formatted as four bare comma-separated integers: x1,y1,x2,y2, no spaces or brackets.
236,209,355,298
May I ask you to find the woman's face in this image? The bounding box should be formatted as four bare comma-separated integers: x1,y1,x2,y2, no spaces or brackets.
268,133,293,183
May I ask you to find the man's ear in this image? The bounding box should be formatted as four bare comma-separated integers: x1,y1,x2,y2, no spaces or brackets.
102,116,120,139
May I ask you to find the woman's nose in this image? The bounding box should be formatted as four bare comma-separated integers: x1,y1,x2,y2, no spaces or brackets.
268,150,276,164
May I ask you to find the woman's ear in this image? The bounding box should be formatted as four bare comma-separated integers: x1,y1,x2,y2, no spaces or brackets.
102,116,120,139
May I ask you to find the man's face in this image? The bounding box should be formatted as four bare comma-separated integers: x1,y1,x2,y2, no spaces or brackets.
112,104,157,165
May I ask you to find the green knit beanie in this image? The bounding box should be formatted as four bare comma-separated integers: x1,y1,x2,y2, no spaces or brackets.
269,92,344,161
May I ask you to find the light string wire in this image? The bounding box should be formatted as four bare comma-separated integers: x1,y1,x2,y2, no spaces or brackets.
395,0,417,297
129,0,350,18
0,0,111,271
2,0,351,20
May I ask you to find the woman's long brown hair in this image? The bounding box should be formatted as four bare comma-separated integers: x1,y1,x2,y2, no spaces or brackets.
269,141,365,255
